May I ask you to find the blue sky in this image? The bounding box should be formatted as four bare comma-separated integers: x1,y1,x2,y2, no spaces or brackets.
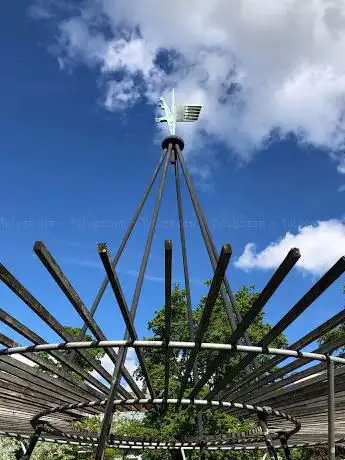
0,1,345,370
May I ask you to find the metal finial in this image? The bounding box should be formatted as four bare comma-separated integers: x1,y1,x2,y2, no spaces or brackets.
156,88,202,135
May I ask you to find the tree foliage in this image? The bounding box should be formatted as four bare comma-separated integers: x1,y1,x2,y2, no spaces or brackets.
62,326,105,371
30,443,76,460
136,284,287,394
128,283,288,460
0,438,77,460
0,437,22,460
39,326,105,378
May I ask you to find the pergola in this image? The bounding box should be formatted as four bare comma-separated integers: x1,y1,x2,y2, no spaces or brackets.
0,95,344,460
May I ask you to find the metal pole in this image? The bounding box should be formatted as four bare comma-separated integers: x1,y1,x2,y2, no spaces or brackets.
164,240,172,401
94,148,171,460
20,424,44,460
328,358,335,460
175,146,239,332
258,413,279,460
189,248,300,400
174,160,204,437
279,434,293,460
175,145,257,375
34,241,144,398
78,148,167,337
199,441,206,460
216,256,345,401
98,243,155,398
177,244,232,402
0,263,132,399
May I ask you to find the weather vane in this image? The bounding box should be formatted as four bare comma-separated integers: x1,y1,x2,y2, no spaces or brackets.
156,88,202,135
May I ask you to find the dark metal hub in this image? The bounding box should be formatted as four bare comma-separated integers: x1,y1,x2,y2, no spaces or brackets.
162,135,184,152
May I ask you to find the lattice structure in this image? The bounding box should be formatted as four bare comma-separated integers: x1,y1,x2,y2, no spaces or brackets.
0,134,344,460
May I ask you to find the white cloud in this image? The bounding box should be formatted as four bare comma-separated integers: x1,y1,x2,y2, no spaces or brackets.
98,353,114,375
105,77,141,110
102,38,155,76
33,0,345,171
338,184,345,192
92,348,143,392
338,160,345,174
235,219,345,275
122,348,141,392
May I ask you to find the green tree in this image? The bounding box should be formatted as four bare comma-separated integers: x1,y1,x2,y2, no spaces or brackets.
0,438,77,460
292,445,345,460
72,284,286,460
30,443,76,460
119,283,288,460
39,326,105,378
0,437,23,460
136,284,287,394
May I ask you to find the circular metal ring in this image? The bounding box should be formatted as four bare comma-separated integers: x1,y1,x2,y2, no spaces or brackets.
1,339,344,364
3,339,332,452
32,398,301,444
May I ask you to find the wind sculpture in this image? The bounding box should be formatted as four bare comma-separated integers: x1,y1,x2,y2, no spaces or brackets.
0,90,343,460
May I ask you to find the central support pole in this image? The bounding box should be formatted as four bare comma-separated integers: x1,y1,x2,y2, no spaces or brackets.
174,151,204,445
328,358,335,460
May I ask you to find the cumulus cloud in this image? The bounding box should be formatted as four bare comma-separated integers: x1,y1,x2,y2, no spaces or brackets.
33,0,345,170
104,77,140,110
235,219,345,275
